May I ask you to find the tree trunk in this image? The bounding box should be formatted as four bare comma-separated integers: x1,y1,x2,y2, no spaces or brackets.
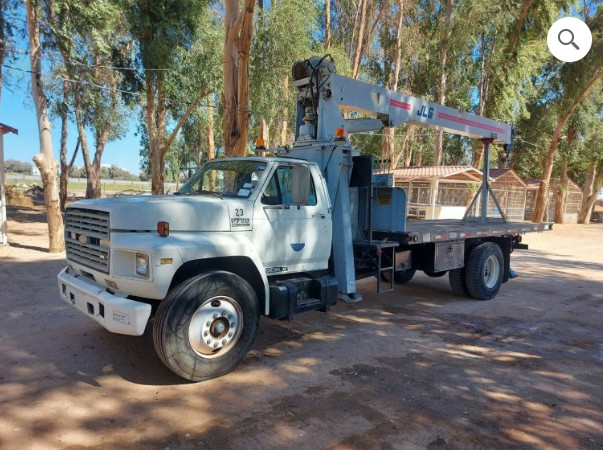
496,150,507,168
223,0,255,157
413,135,423,166
394,125,414,168
151,149,165,196
477,34,487,116
351,0,367,79
280,75,289,146
382,0,405,170
507,0,533,56
578,162,602,224
554,128,574,223
433,0,454,166
259,118,269,155
60,132,80,212
473,141,484,168
533,71,603,222
325,0,331,49
223,0,239,156
348,0,361,61
206,96,215,162
234,0,254,156
59,80,80,212
26,0,64,253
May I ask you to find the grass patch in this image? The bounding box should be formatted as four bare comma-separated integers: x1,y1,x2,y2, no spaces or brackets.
6,178,151,192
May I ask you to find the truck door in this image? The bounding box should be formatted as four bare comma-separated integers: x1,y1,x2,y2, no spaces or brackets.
252,164,332,275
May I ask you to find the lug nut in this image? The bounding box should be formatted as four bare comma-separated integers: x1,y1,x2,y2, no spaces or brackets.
206,339,211,345
222,339,227,345
221,311,227,316
203,331,208,337
213,314,218,319
206,321,211,327
228,332,233,338
213,342,218,348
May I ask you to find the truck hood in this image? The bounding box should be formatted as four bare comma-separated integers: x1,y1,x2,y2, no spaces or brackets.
69,195,232,232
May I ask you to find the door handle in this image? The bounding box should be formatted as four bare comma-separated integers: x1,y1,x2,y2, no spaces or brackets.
313,213,326,219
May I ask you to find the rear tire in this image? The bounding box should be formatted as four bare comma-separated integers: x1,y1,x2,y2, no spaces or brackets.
382,269,416,285
153,271,259,382
465,242,504,300
449,267,469,296
425,270,447,278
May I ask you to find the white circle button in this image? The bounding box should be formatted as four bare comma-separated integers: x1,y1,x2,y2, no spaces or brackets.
547,17,592,62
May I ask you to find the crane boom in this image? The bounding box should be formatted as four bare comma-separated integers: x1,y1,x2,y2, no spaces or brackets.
291,57,514,150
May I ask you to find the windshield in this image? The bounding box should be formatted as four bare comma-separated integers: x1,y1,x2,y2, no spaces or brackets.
177,160,268,198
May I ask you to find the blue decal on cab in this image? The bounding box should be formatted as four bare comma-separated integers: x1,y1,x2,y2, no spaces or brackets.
291,243,305,252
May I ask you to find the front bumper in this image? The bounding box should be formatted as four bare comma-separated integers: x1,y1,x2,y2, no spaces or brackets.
58,267,152,336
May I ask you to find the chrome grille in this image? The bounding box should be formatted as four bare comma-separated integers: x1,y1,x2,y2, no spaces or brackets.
65,208,110,273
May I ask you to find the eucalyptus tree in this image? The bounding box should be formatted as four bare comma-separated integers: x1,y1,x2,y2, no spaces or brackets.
128,0,213,194
25,0,64,252
166,11,222,167
45,0,130,199
250,0,317,148
532,5,603,222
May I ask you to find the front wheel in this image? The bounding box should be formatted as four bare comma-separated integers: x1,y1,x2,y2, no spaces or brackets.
465,242,504,300
153,271,259,381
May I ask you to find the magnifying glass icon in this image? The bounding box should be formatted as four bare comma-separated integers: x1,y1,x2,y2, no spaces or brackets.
558,29,580,50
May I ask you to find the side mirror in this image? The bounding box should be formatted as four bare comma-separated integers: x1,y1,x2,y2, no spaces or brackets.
291,165,311,205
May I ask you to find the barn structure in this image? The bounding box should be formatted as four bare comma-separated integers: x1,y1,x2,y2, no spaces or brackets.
387,166,484,220
523,177,583,223
488,169,528,221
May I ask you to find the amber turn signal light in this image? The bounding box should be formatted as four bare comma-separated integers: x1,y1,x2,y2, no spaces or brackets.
157,221,170,237
334,127,346,139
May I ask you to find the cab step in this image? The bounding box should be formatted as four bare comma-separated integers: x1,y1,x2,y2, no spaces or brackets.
268,275,338,320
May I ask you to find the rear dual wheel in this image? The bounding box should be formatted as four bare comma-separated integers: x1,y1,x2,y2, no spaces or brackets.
449,242,504,300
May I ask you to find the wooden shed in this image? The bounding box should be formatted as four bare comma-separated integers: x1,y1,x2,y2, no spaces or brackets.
489,169,528,221
387,166,484,220
523,177,583,223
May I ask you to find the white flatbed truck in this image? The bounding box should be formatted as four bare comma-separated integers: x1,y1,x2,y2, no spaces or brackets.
57,56,551,381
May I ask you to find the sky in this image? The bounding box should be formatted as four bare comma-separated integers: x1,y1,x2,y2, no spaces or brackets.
1,55,143,174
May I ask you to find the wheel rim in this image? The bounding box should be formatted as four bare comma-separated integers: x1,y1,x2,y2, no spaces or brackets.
188,295,243,359
484,255,500,289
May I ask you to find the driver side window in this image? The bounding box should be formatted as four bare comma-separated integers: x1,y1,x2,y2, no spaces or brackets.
261,165,317,206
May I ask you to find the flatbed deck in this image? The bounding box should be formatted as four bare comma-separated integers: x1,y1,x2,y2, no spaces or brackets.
396,219,553,245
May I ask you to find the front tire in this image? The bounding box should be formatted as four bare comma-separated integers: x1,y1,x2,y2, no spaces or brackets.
153,271,260,381
465,242,504,300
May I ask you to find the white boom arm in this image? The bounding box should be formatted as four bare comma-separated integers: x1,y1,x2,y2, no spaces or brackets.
292,57,514,150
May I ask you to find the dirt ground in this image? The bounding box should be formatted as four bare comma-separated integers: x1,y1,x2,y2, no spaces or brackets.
1,205,602,450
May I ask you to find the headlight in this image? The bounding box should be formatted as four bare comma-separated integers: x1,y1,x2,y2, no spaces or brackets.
135,253,150,278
